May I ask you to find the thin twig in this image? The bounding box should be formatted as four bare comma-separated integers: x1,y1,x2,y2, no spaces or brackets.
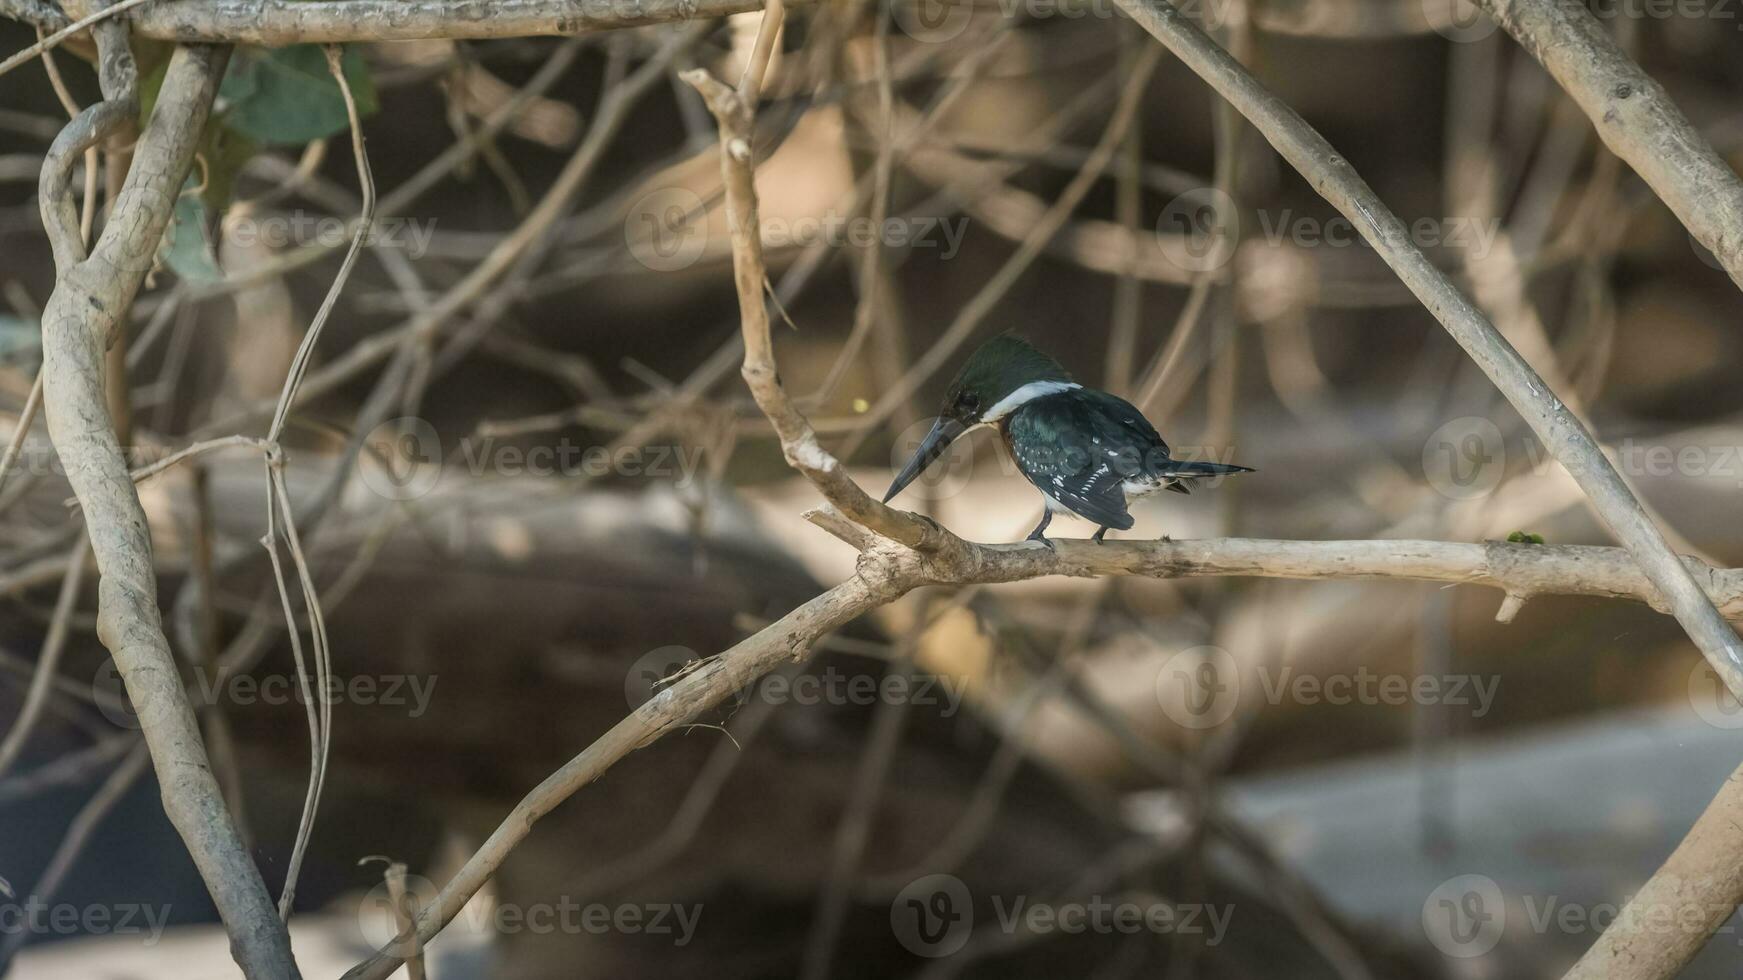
0,373,43,499
0,542,88,778
126,434,268,486
266,43,374,922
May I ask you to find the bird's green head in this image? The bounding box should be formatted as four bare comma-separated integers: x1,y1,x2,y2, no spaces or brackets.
883,336,1072,503
941,335,1073,424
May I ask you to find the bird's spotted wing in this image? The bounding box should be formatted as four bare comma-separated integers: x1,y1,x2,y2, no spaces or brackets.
1006,396,1136,530
1075,388,1169,457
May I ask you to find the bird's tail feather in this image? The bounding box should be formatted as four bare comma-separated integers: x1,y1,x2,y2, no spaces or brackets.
1160,460,1254,479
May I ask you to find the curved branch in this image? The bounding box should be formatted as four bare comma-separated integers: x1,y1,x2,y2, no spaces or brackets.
38,98,131,268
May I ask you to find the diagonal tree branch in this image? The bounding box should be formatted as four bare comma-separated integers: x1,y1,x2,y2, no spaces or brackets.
1108,0,1743,699
1561,760,1743,980
36,39,301,979
342,570,895,980
1474,0,1743,291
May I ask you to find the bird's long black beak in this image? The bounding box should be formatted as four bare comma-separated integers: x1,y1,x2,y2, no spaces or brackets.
883,417,966,503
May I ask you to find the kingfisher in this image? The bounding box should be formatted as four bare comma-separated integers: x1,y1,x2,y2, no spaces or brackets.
882,336,1254,545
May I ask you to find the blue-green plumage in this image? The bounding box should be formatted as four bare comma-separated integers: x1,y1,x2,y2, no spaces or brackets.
884,336,1253,544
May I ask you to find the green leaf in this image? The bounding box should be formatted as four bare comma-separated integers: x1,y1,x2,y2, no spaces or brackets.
164,192,224,283
149,119,254,284
220,44,377,145
1506,530,1545,545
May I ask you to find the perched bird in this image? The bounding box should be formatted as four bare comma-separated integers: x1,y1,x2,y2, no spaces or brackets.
883,336,1253,545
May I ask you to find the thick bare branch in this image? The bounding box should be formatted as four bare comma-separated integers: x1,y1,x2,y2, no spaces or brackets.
37,42,301,979
1474,0,1743,291
124,0,799,45
1109,0,1743,697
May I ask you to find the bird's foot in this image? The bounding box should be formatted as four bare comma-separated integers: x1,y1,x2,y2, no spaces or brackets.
1025,530,1055,550
1092,527,1109,545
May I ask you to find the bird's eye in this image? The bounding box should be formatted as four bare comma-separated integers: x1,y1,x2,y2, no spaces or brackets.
960,393,980,413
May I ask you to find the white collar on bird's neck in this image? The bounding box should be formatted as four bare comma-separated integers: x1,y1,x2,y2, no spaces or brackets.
981,380,1080,422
